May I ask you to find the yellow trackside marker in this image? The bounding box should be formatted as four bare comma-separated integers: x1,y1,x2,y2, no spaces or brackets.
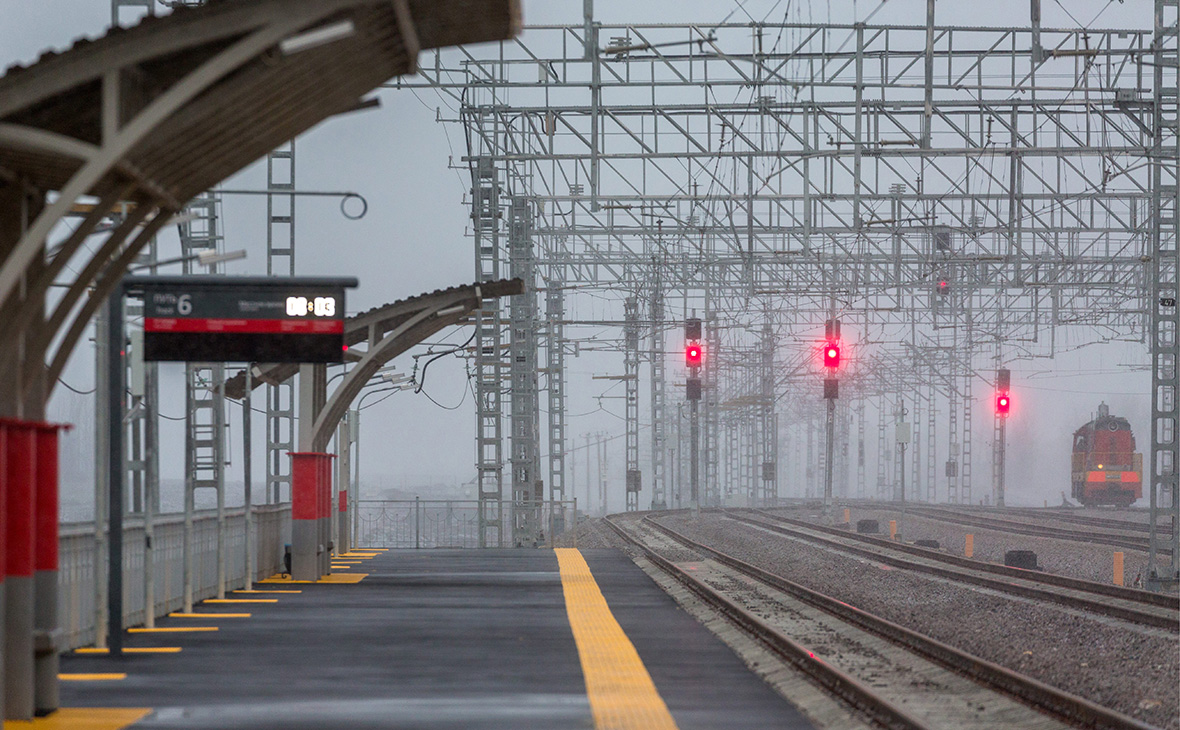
169,612,250,618
259,572,367,584
58,674,127,681
75,647,181,654
204,599,278,604
1,707,151,729
129,627,217,633
233,589,302,594
555,548,679,730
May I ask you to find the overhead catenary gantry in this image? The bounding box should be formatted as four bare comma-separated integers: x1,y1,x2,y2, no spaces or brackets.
395,3,1175,556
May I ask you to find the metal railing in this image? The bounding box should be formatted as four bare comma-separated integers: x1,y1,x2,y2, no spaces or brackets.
357,499,574,549
58,504,289,649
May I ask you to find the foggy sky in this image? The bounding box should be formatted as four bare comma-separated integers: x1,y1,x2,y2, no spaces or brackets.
1,0,1157,517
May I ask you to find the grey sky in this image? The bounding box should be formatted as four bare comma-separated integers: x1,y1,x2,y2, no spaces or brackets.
1,0,1157,516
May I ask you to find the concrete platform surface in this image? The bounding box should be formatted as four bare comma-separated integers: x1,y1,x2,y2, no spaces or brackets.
51,548,814,729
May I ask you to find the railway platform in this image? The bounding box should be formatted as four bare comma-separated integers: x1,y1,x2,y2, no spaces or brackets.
44,548,813,730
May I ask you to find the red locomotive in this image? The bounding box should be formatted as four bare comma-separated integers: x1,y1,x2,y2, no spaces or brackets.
1071,403,1142,507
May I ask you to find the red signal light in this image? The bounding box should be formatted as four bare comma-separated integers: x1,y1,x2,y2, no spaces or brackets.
686,343,702,367
822,342,840,369
996,393,1010,416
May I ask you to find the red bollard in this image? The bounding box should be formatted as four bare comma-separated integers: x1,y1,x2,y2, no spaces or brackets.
291,453,321,581
4,420,37,720
33,423,67,716
1,420,8,722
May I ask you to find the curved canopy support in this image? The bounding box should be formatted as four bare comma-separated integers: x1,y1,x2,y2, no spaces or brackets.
222,278,524,451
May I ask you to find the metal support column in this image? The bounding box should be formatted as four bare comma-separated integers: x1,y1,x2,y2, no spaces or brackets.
648,269,667,509
266,141,296,506
624,297,641,511
473,156,505,546
1149,0,1180,591
545,259,567,533
177,192,226,610
509,196,539,545
856,398,866,499
703,314,721,507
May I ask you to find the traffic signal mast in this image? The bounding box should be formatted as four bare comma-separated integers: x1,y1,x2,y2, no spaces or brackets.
994,368,1011,506
685,317,702,514
821,318,840,522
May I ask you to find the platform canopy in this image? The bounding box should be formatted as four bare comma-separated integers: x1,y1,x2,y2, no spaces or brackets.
0,0,520,417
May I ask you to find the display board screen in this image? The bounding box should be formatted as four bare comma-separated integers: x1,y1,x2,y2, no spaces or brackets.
140,280,348,362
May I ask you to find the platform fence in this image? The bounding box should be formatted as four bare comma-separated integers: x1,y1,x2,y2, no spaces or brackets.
357,499,575,548
58,504,290,649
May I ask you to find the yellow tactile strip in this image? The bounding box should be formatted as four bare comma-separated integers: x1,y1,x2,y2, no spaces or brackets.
555,548,679,730
2,707,151,729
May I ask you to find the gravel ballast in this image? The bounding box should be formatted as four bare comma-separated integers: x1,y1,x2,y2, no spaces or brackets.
657,512,1180,730
811,506,1169,588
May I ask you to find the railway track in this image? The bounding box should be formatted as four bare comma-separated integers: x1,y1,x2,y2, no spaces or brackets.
606,514,1159,730
732,509,1178,630
972,506,1151,535
899,505,1161,554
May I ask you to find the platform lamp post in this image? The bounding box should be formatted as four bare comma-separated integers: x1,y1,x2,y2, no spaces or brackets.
821,319,841,524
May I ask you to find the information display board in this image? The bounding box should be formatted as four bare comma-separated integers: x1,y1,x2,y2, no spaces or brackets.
133,276,355,362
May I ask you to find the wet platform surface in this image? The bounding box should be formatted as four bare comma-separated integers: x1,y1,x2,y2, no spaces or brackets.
56,548,814,729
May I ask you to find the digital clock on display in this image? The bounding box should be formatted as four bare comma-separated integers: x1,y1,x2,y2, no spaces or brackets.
286,296,337,317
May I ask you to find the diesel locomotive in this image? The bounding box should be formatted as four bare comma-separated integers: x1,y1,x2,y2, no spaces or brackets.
1070,403,1142,507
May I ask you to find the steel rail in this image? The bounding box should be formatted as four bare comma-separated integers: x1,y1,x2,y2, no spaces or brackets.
969,506,1152,535
622,514,1161,730
602,516,935,730
748,509,1179,613
901,505,1159,555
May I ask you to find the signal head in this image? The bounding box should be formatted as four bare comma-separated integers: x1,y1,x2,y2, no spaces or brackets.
996,392,1011,416
685,343,703,367
822,342,840,369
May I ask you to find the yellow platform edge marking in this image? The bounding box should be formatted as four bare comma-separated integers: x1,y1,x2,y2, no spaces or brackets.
233,589,301,594
2,707,151,730
168,612,250,618
128,627,217,633
57,674,127,681
258,572,367,584
75,647,181,654
555,548,679,730
203,599,278,604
